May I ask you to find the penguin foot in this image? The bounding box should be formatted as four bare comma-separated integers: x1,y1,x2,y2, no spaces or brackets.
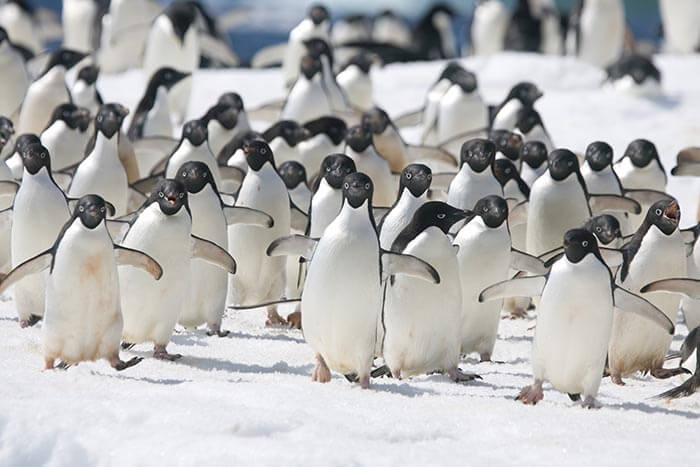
581,396,601,409
121,342,135,350
506,309,529,320
153,345,182,361
112,356,143,371
655,374,700,400
206,324,230,337
611,374,626,386
448,366,482,383
286,311,302,330
311,354,331,383
19,314,42,328
56,361,72,370
265,308,287,327
359,375,370,389
516,381,544,405
650,367,692,380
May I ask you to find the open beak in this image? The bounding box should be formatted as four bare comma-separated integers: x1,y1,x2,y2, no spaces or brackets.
663,201,680,224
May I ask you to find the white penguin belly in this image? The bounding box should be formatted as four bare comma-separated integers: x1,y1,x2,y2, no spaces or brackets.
436,86,488,143
447,166,503,211
345,147,395,207
309,180,342,238
297,135,341,178
165,141,223,188
281,77,331,123
336,66,373,111
378,191,425,250
615,158,666,234
143,87,174,138
577,0,625,67
269,138,297,166
18,67,71,135
472,1,508,56
681,246,700,332
660,0,700,53
41,122,90,171
492,100,522,131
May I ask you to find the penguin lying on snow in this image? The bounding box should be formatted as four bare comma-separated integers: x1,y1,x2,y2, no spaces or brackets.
670,147,700,178
604,54,662,96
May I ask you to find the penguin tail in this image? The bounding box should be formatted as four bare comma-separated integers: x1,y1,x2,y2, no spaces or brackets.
654,374,699,400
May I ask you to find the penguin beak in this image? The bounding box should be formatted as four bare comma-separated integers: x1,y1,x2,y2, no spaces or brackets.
663,201,680,224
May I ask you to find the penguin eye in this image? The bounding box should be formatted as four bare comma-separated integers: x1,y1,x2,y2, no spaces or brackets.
100,207,105,213
326,166,331,172
582,241,589,247
158,191,164,198
596,227,602,233
437,213,446,219
97,115,103,123
203,172,207,178
41,152,46,159
179,193,184,199
427,174,432,180
261,148,267,155
505,168,511,174
655,208,662,216
405,173,412,179
182,171,187,177
344,182,349,189
567,160,573,167
364,183,370,190
483,206,488,212
79,206,85,212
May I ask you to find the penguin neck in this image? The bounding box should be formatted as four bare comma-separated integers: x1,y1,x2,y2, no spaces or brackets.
395,187,426,211
459,163,491,180
91,130,120,163
472,214,507,233
179,138,210,158
24,165,52,185
338,199,374,230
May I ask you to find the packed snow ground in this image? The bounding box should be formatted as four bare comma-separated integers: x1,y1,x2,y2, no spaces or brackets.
2,54,700,466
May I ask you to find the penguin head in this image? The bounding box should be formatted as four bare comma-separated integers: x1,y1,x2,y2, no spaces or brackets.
278,161,307,189
201,103,239,130
548,149,579,181
303,38,333,64
624,139,658,168
490,130,522,162
0,116,14,148
181,119,208,146
74,195,115,229
13,133,40,160
345,124,374,153
391,201,466,252
438,61,464,83
243,139,275,171
450,67,478,93
50,103,91,131
304,116,346,145
76,65,99,85
647,199,680,235
153,179,188,215
264,120,310,147
217,130,263,164
95,103,129,138
217,92,245,111
563,229,599,263
460,138,495,173
584,214,621,246
43,48,87,73
309,4,330,25
492,158,519,187
585,141,614,171
362,107,392,135
506,82,543,107
473,195,508,228
164,1,197,43
341,52,374,74
342,172,373,208
19,142,51,175
520,141,548,169
150,67,190,91
515,107,544,134
320,153,356,189
175,161,217,195
300,54,323,80
400,163,432,197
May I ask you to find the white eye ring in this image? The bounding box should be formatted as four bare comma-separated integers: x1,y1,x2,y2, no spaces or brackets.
427,174,432,180
505,168,511,174
567,161,573,167
100,207,105,213
158,192,164,198
261,148,267,155
344,182,349,189
97,115,103,123
41,153,46,159
326,166,331,172
405,173,412,179
596,227,601,233
179,193,184,199
437,213,446,219
364,183,370,190
582,241,588,247
656,209,662,216
182,171,187,177
483,206,488,212
78,206,84,212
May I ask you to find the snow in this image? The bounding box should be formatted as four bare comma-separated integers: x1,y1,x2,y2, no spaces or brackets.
2,53,700,465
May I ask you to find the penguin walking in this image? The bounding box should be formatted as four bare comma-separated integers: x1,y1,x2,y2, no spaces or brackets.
566,0,625,68
120,179,236,359
518,140,549,187
0,26,29,118
39,104,91,173
263,120,310,167
580,141,629,232
297,117,347,179
62,0,104,53
446,139,503,212
68,104,130,216
162,119,223,189
480,228,673,407
0,195,161,370
336,52,374,112
267,173,439,388
344,124,395,207
491,82,543,132
471,0,509,56
491,129,523,170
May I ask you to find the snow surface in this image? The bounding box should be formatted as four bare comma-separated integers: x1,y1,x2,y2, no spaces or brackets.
2,54,700,466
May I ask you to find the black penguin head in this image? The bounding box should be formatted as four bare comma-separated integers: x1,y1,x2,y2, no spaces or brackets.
20,142,51,175
0,116,14,148
624,139,659,168
362,107,392,134
342,172,373,208
181,119,208,146
515,107,544,134
243,139,275,171
341,52,374,74
505,82,543,107
585,141,614,171
391,201,466,252
473,195,508,228
346,124,374,152
43,48,87,74
278,161,307,189
303,38,333,63
49,103,91,131
76,65,99,85
492,158,519,187
201,103,239,129
320,153,356,189
490,130,522,162
300,54,322,80
13,133,40,159
563,229,599,263
164,1,197,43
400,164,432,197
304,116,346,145
154,179,188,215
606,54,661,85
460,138,495,173
438,61,464,82
548,149,579,181
264,120,310,147
584,214,621,246
520,141,548,169
149,67,190,91
309,4,330,25
95,103,128,138
175,161,217,194
74,195,114,229
217,92,245,111
216,130,263,164
647,199,680,235
450,67,478,93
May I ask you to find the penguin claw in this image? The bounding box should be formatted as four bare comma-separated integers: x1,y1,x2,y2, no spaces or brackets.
206,327,230,337
651,367,692,379
153,346,182,361
517,382,544,405
506,309,529,320
114,356,143,371
56,361,72,370
581,396,601,409
265,308,288,327
448,367,482,383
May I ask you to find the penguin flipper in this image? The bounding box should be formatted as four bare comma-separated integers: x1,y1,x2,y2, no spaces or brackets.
640,278,700,300
613,286,674,334
677,147,700,164
130,175,164,198
250,43,288,69
223,206,274,228
290,202,309,231
266,235,318,261
681,225,700,245
537,246,564,266
478,276,547,303
0,249,53,295
508,201,529,227
0,180,19,196
380,251,440,284
404,144,457,167
510,249,547,274
114,245,162,280
671,162,700,177
588,194,641,215
623,189,673,206
430,172,457,191
191,235,237,274
393,109,424,128
436,127,489,150
0,206,13,229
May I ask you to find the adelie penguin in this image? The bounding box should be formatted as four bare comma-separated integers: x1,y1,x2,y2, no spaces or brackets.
480,228,673,408
296,116,347,179
278,161,312,215
471,0,509,56
119,179,237,360
162,119,224,189
267,173,440,388
518,140,549,187
70,64,103,114
344,123,395,207
491,82,543,132
336,52,375,112
0,195,162,370
566,0,625,68
306,154,356,239
605,54,662,96
445,138,503,214
279,54,332,123
263,120,310,167
202,92,251,157
654,327,700,400
0,26,30,118
583,214,623,248
491,129,523,170
513,106,554,153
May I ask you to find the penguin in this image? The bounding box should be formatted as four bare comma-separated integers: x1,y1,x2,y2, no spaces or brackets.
306,153,356,239
0,26,29,118
336,52,374,112
62,0,105,53
266,172,440,388
480,228,673,407
127,67,190,141
202,97,249,158
504,0,541,52
456,195,546,361
491,81,543,132
162,119,223,189
566,0,625,68
414,4,458,60
0,194,161,370
0,122,17,272
471,0,509,56
227,140,292,326
68,103,130,216
278,161,311,214
659,0,700,54
604,54,662,96
608,199,689,385
280,54,332,123
513,106,554,152
296,116,347,179
174,161,273,336
580,141,628,231
217,92,251,131
263,120,310,167
39,103,92,174
537,2,565,55
11,142,71,328
344,124,395,207
302,38,352,116
70,64,102,114
518,140,549,187
372,10,412,48
583,214,623,248
491,129,523,170
378,164,432,250
16,48,87,135
220,130,263,174
384,201,480,382
446,138,503,212
119,179,235,359
4,132,39,179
